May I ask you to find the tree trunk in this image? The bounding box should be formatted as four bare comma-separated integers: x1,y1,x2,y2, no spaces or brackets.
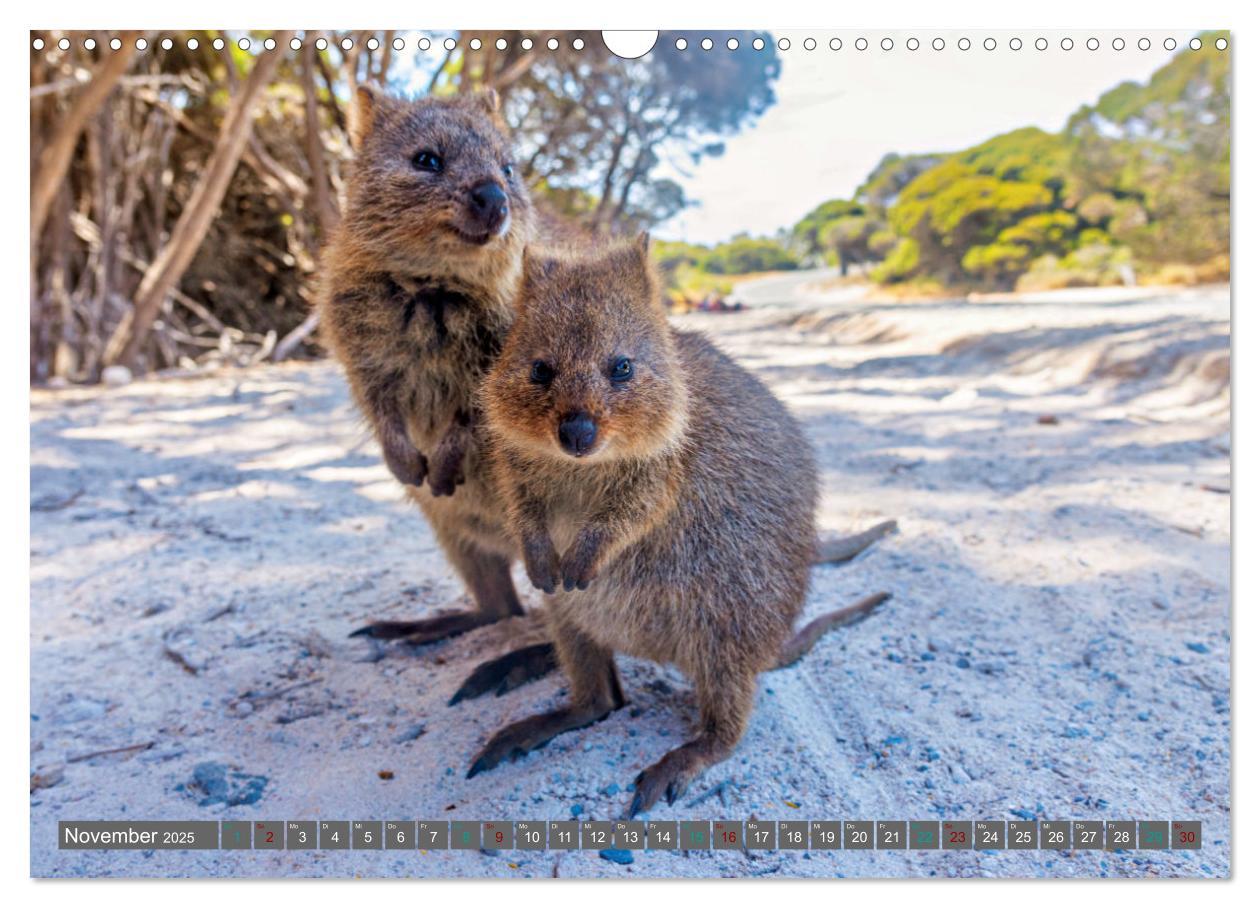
340,33,361,98
592,119,633,228
103,33,293,370
609,144,651,226
30,33,139,254
302,38,339,239
490,48,539,92
376,32,395,86
280,35,343,360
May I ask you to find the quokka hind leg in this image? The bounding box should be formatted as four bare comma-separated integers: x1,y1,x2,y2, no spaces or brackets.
628,669,756,817
466,622,624,777
448,641,558,705
351,536,524,644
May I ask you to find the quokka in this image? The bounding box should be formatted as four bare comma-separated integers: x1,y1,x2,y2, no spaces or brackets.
318,86,539,646
468,237,865,814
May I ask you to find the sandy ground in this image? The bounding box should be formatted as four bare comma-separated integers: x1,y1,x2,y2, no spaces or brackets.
30,280,1230,879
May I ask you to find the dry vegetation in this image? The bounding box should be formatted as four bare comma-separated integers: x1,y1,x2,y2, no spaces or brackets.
29,29,780,384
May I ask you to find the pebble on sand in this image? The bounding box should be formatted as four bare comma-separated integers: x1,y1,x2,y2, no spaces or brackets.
101,365,133,387
187,761,268,807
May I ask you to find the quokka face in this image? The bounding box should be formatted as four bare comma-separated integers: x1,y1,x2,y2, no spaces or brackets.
484,239,687,463
344,86,531,276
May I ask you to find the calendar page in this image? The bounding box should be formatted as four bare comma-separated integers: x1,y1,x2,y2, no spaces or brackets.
27,25,1231,883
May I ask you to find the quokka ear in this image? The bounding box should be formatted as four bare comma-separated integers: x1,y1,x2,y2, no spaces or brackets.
611,233,662,307
617,232,654,273
473,87,501,116
521,247,560,289
351,83,387,150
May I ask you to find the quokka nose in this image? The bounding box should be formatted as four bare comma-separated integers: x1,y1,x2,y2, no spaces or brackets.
468,180,509,231
557,414,598,457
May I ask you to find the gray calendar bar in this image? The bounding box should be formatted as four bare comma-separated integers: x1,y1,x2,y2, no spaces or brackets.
55,819,1203,851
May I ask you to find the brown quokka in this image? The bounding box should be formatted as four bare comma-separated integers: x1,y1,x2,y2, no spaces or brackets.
467,237,824,815
318,86,537,644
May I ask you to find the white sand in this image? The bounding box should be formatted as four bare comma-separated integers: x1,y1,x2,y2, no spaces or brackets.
30,280,1230,878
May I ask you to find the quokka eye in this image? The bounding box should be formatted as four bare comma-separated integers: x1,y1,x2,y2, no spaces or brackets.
413,149,443,173
610,357,634,383
502,163,514,179
530,361,554,384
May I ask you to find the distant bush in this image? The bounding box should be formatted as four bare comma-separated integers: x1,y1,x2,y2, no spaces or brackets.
700,235,798,275
1015,244,1134,292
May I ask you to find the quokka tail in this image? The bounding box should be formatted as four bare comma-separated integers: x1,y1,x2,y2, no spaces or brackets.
813,519,897,566
777,519,900,669
775,592,891,669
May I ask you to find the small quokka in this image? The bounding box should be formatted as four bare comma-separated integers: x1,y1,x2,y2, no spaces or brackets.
467,237,822,814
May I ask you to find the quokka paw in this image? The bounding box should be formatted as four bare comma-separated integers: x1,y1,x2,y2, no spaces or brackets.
522,536,560,594
383,441,428,487
426,462,465,497
558,534,603,591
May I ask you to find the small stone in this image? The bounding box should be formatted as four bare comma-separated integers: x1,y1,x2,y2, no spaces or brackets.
30,765,65,792
393,724,426,743
56,698,109,724
188,762,268,807
599,848,634,865
1186,642,1210,654
102,365,133,387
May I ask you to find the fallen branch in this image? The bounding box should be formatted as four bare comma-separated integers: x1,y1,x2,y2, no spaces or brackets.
272,310,320,362
31,488,85,511
229,677,322,708
68,741,154,763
